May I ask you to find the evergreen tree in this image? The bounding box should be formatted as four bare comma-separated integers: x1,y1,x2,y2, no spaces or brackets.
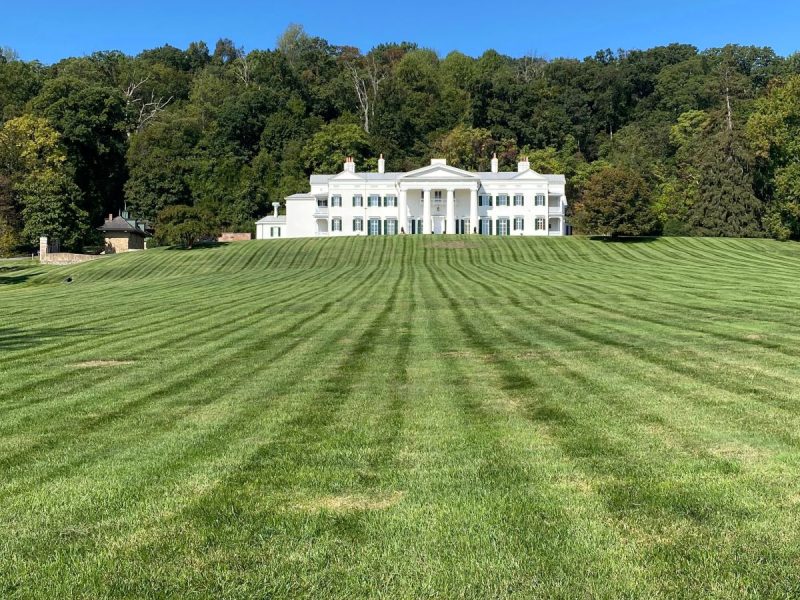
688,132,762,237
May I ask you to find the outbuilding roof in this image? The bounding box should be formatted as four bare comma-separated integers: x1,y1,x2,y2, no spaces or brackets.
255,215,287,224
97,215,151,236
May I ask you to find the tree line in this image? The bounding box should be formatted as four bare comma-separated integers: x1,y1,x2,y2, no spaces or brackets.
1,27,800,252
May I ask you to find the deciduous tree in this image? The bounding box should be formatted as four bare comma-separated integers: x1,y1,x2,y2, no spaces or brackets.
571,166,658,237
155,205,219,248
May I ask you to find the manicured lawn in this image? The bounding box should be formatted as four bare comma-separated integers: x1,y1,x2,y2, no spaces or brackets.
3,236,800,598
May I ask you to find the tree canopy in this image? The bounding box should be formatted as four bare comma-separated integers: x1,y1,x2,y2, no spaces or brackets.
571,166,658,237
1,28,799,252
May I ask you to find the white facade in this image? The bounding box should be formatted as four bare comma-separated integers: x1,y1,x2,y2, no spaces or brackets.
255,157,568,239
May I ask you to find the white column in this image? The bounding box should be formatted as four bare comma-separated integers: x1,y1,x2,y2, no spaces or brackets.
399,189,407,233
446,188,455,235
469,188,478,234
422,188,431,234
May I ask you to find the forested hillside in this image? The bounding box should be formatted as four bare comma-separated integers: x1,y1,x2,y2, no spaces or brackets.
1,27,800,252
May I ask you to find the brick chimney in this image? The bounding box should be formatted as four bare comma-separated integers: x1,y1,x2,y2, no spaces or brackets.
343,157,356,174
517,156,530,172
378,154,385,174
491,153,499,173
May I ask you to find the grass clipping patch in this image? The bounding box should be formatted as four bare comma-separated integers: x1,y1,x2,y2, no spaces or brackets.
73,360,135,368
295,491,405,513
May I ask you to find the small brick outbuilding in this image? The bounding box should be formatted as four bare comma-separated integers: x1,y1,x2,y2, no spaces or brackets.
98,213,152,253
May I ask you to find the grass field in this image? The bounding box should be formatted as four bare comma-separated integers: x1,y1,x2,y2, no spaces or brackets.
3,235,800,598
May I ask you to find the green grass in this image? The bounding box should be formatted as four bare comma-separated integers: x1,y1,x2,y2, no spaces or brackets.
3,235,800,598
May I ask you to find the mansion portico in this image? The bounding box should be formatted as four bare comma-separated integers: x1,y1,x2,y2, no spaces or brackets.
256,155,567,239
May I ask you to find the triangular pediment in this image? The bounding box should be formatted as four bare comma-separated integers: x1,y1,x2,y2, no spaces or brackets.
510,168,548,180
400,164,479,181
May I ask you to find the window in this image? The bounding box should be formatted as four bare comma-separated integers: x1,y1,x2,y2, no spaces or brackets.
331,218,342,232
353,194,363,207
479,218,492,235
496,194,509,206
270,226,281,238
513,194,524,206
384,218,398,235
384,195,397,207
368,218,381,236
497,218,510,236
331,195,342,207
534,194,546,207
434,190,443,200
479,194,492,207
368,194,381,207
353,217,363,232
317,198,328,207
535,217,546,231
514,217,524,231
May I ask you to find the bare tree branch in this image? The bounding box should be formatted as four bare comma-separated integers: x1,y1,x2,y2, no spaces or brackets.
347,56,385,134
137,92,173,132
233,54,252,87
122,74,172,136
516,52,545,83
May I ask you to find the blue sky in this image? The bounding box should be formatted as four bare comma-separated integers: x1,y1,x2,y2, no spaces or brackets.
3,0,799,64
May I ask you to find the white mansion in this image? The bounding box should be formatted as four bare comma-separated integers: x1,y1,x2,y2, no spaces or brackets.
256,155,567,239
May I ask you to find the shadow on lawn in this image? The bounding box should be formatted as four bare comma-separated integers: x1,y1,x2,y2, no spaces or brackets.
588,236,659,243
0,267,42,285
0,326,106,351
164,242,230,251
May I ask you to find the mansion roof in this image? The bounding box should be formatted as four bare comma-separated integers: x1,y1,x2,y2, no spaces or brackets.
310,172,566,185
